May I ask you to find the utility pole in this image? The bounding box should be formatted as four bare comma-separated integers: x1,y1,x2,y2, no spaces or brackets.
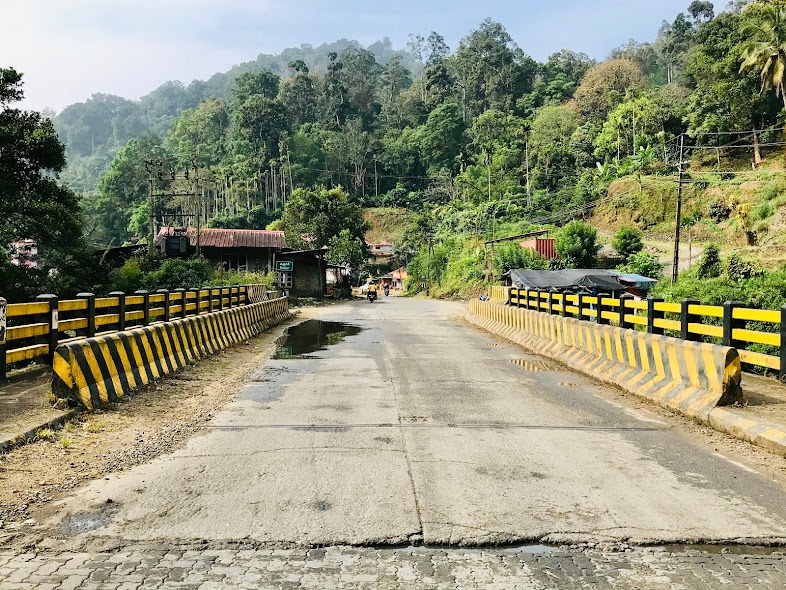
426,234,433,296
525,136,531,208
148,175,155,254
374,158,379,199
195,169,201,257
672,134,685,284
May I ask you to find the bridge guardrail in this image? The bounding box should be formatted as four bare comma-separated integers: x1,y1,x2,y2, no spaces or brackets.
495,287,786,380
0,284,273,380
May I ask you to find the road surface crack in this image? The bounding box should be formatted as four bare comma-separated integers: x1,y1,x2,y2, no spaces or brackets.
381,329,424,541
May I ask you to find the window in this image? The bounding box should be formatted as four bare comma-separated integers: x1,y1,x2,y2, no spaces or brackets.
221,255,248,271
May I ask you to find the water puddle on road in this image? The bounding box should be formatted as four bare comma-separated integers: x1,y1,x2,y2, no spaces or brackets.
274,320,362,359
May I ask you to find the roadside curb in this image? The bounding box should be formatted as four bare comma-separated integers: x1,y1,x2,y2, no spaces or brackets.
0,409,80,455
464,306,786,458
708,408,786,457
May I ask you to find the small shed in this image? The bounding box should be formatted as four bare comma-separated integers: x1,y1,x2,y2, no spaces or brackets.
519,238,557,260
275,248,329,299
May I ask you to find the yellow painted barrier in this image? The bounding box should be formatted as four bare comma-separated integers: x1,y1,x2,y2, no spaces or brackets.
466,300,742,423
52,297,290,410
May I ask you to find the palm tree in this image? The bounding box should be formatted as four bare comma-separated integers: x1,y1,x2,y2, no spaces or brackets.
740,5,786,112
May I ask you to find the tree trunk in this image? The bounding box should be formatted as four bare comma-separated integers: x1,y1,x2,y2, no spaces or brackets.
753,129,762,167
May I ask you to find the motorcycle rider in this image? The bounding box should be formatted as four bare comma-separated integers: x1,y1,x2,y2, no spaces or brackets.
367,280,378,301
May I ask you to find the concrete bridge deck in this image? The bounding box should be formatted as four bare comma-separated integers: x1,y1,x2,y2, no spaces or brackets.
2,298,786,588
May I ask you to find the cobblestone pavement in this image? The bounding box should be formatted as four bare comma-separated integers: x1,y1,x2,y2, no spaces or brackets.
1,545,785,589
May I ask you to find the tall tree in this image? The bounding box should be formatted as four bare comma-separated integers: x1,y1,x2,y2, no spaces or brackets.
449,19,537,119
0,68,83,259
87,132,171,245
574,59,646,123
739,4,786,111
230,70,280,107
168,97,230,168
685,11,780,146
280,186,367,249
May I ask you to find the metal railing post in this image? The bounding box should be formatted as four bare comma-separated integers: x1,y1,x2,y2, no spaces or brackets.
157,289,170,322
647,296,663,335
174,289,188,319
597,294,608,325
780,304,786,383
109,292,126,331
207,288,215,313
36,294,58,363
576,293,585,321
561,290,571,318
0,297,7,380
723,301,745,349
135,290,150,326
76,292,96,337
190,288,202,315
548,291,555,315
507,287,513,306
619,294,634,330
681,298,701,341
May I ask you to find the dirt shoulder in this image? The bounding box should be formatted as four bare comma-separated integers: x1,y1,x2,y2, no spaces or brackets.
0,307,328,548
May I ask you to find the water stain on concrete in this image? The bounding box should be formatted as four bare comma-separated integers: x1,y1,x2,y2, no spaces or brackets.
274,320,362,359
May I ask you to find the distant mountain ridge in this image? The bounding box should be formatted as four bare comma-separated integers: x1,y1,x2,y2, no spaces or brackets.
52,37,417,193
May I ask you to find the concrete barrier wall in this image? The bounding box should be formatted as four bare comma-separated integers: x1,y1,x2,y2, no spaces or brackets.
467,300,743,423
52,298,290,410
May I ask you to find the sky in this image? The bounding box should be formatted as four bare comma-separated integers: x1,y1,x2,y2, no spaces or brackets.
2,0,723,113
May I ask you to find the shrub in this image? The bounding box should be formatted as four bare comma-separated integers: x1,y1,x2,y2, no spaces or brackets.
752,201,774,221
617,251,663,279
724,253,765,282
612,226,643,260
707,200,731,222
109,258,144,293
141,258,213,292
696,244,722,279
492,242,548,276
555,221,601,268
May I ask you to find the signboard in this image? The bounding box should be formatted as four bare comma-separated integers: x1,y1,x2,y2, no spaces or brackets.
275,261,294,272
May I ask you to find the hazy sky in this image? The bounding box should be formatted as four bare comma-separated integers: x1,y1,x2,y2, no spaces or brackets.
3,0,722,113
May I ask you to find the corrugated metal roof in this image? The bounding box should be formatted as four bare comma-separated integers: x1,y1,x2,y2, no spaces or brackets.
157,227,286,249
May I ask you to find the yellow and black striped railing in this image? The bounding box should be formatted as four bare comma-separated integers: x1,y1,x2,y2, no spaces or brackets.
491,286,786,380
53,297,290,410
0,284,273,379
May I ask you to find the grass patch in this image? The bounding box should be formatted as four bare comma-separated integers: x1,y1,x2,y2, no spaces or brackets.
82,418,105,433
752,201,774,221
37,428,56,441
59,434,73,448
363,207,412,244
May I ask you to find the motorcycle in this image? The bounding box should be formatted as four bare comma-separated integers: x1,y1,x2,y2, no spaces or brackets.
367,290,377,303
384,286,390,297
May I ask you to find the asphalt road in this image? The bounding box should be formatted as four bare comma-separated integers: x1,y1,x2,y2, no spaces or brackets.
47,298,786,548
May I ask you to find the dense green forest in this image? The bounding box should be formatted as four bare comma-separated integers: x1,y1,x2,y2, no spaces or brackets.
4,0,786,303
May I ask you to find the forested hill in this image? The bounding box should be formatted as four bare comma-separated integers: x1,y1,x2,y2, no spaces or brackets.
37,1,786,273
53,37,417,193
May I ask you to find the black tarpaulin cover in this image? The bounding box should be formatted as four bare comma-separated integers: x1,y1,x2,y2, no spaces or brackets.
502,269,626,292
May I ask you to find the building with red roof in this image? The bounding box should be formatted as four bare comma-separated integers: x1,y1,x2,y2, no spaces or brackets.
156,227,287,272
